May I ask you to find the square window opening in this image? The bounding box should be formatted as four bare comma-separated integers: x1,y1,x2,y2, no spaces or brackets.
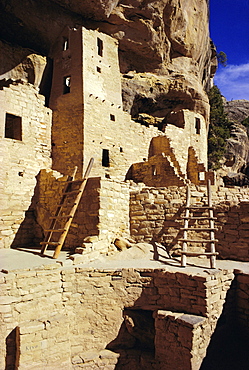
97,66,101,73
97,38,103,57
102,149,110,167
198,172,205,181
195,117,201,134
110,114,115,121
63,76,71,94
5,113,22,141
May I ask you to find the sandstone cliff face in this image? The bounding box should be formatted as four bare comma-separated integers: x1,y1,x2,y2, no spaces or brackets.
225,100,249,124
218,100,249,186
0,0,215,122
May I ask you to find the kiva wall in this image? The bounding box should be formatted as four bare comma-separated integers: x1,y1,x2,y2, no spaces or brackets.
0,265,234,370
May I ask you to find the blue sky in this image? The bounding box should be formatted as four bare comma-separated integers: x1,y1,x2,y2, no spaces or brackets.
209,0,249,101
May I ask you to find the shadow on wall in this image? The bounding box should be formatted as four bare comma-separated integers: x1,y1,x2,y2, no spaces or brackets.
10,173,44,250
215,203,249,262
201,277,249,370
105,273,249,370
106,309,156,369
151,206,184,257
5,327,19,370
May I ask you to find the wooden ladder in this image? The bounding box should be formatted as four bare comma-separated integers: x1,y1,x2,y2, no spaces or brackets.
179,180,218,268
40,158,94,259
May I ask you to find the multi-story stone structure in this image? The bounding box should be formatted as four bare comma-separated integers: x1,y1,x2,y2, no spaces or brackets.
1,15,249,370
0,26,214,250
49,26,210,183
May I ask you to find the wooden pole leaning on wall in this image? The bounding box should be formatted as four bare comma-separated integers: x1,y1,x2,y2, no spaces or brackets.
52,158,94,259
40,166,78,256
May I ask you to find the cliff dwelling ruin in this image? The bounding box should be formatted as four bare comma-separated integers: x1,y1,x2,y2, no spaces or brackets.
1,0,249,369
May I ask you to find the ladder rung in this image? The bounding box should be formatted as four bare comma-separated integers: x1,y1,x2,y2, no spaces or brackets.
63,189,82,195
40,241,60,245
180,228,217,231
49,215,73,219
182,217,217,220
40,158,94,259
65,179,84,184
55,202,77,207
185,206,213,209
45,229,66,232
179,239,218,243
179,251,219,256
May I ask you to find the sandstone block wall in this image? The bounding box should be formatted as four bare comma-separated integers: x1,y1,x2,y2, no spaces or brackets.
155,310,208,370
84,96,161,181
49,26,164,181
163,110,208,174
49,27,84,177
0,82,52,249
129,153,186,187
235,272,249,330
35,172,130,253
130,185,249,261
82,28,122,107
0,265,234,369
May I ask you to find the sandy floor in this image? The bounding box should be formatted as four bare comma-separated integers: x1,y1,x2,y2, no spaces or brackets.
1,246,249,275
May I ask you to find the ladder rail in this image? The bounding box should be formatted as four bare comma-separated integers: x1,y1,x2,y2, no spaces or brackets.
180,180,218,268
40,166,78,255
181,185,190,267
53,158,94,259
208,179,216,268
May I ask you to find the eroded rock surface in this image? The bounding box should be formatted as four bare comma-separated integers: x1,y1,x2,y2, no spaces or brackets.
218,99,249,185
225,99,249,124
0,0,215,122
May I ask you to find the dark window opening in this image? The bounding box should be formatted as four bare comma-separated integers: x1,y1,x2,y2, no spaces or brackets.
5,113,22,140
97,38,103,57
63,76,71,94
110,114,115,121
102,149,110,167
120,147,123,153
63,37,69,51
195,118,201,134
97,66,101,73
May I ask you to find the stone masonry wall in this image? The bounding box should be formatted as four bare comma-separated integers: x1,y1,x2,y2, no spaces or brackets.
49,26,164,181
82,28,164,181
84,96,162,181
130,185,249,261
155,310,209,370
49,27,84,178
35,172,130,254
235,271,249,331
163,110,208,174
0,82,52,249
0,265,234,369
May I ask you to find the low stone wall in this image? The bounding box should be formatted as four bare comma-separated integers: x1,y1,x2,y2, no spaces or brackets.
130,185,249,261
155,310,208,370
35,172,130,254
0,265,234,369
